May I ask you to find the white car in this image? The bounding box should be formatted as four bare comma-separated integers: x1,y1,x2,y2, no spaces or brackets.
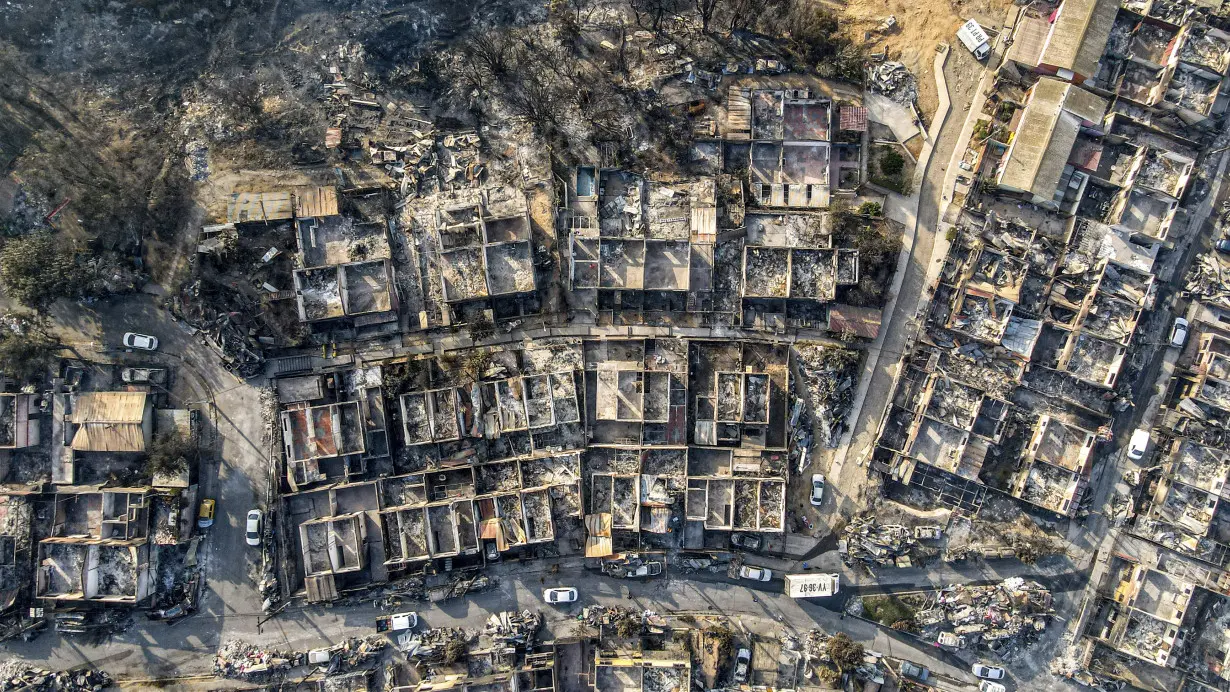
245,509,263,546
810,474,826,506
972,664,1006,679
1127,428,1150,461
123,332,158,351
738,565,772,581
1170,317,1189,348
308,648,332,665
979,682,1006,692
543,587,578,603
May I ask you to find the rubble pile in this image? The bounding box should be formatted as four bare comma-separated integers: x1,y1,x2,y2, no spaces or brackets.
580,605,643,628
214,639,301,680
794,345,859,448
918,578,1053,655
0,663,111,692
840,517,918,568
485,609,542,644
400,626,471,659
314,637,387,672
172,283,266,378
868,61,918,105
1186,253,1230,307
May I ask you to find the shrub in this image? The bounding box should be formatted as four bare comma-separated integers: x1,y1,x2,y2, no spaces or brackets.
880,149,905,176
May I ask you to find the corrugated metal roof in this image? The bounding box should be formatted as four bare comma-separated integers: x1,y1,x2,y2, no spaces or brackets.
226,192,294,223
1038,0,1118,79
998,79,1106,201
71,392,148,424
71,423,147,452
295,187,339,218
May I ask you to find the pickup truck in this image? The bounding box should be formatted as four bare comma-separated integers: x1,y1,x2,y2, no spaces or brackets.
376,612,418,632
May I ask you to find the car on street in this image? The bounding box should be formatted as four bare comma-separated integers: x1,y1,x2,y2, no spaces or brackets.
1216,238,1230,253
123,333,158,351
979,682,1006,692
738,565,772,581
733,648,751,683
245,509,263,546
121,367,166,384
376,612,418,632
1127,428,1151,461
810,474,825,506
730,532,763,552
197,499,216,529
308,648,332,665
972,664,1006,679
1170,317,1189,348
543,587,578,603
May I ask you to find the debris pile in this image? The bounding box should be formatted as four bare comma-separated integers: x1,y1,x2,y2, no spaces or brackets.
400,626,470,659
1186,253,1230,308
840,517,918,568
485,609,542,644
0,663,111,692
868,62,918,105
794,345,859,448
312,637,387,673
214,639,301,680
172,282,266,378
918,578,1054,656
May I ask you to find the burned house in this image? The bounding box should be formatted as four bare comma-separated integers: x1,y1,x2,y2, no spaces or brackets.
292,197,400,331
36,488,152,604
566,170,717,321
739,89,834,208
0,394,39,451
1133,439,1230,567
278,367,390,490
739,212,858,330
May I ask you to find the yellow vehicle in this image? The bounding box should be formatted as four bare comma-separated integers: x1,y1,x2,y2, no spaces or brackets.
198,499,216,529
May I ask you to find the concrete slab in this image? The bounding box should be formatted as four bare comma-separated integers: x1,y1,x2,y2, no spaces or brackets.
865,93,919,145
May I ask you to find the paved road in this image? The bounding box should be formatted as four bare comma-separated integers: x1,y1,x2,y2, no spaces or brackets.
829,46,988,517
5,295,270,681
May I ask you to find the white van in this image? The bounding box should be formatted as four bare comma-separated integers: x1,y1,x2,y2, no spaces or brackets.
957,19,991,60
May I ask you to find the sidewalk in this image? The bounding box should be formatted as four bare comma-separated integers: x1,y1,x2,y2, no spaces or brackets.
829,46,952,480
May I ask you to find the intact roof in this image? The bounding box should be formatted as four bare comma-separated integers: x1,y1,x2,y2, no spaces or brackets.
839,106,868,132
999,79,1107,201
1038,0,1119,79
72,392,148,424
72,424,148,453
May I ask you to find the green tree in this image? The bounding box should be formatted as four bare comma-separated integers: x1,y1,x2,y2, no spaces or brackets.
0,234,91,308
880,149,905,177
826,633,864,672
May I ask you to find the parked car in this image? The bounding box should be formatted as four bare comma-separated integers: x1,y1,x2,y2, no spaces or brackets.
1216,238,1230,253
543,587,578,604
733,648,751,683
972,664,1006,679
308,648,332,665
738,565,772,581
730,532,763,552
376,612,418,632
937,632,967,648
123,333,158,351
1127,428,1151,461
121,367,166,384
629,562,664,578
245,509,263,546
979,682,1006,692
810,474,826,506
1170,317,1189,348
197,499,216,529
